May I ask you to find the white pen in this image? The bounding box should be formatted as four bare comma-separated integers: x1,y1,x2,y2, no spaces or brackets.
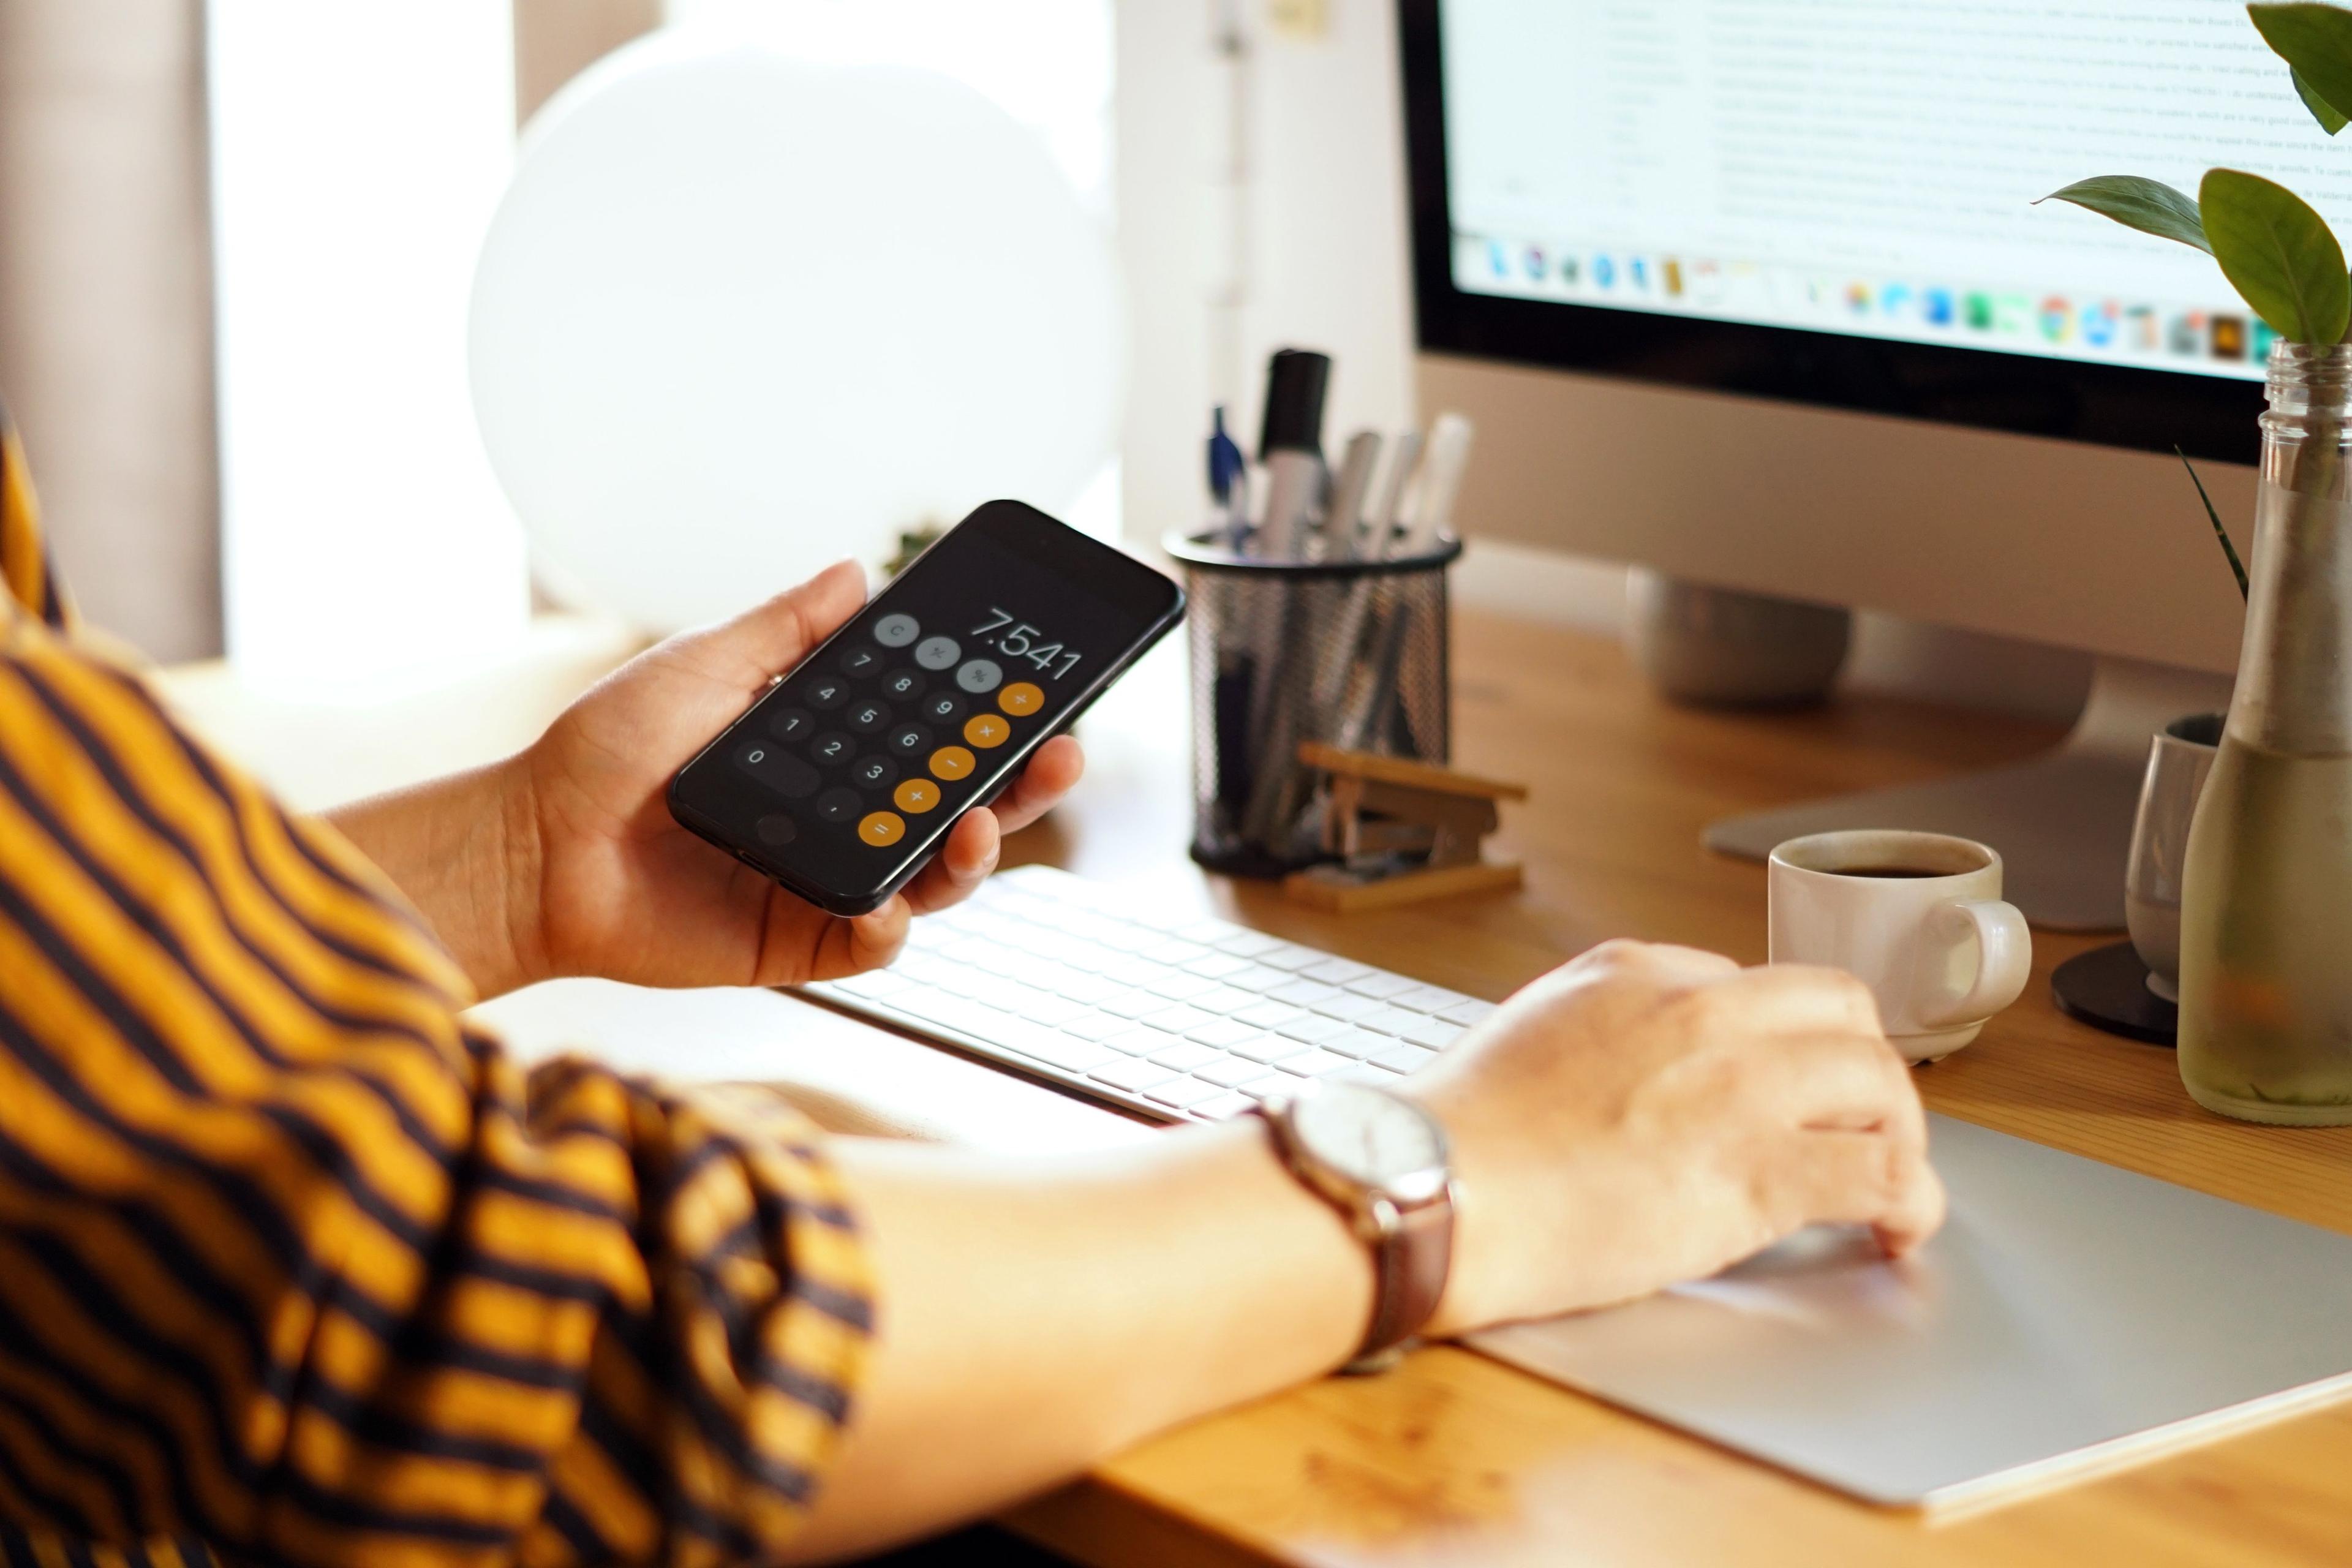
1395,412,1474,557
1366,428,1424,559
1324,432,1383,561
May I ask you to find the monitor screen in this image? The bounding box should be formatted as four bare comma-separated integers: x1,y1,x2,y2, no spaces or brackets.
1402,0,2319,458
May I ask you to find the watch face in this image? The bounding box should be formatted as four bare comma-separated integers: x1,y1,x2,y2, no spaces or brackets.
1292,1082,1448,1194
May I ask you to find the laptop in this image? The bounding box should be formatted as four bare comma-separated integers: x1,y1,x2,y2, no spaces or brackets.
1474,1114,2352,1514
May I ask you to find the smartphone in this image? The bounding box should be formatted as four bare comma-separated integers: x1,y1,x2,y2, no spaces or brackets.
668,500,1186,916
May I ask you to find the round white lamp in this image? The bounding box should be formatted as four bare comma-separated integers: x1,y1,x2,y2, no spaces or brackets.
469,32,1122,633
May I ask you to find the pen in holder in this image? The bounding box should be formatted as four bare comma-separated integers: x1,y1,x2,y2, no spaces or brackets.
1166,528,1460,876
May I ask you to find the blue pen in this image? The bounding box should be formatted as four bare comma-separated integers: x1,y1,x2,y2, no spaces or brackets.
1207,405,1250,549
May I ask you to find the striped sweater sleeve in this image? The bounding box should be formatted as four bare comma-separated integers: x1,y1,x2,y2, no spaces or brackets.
0,406,870,1567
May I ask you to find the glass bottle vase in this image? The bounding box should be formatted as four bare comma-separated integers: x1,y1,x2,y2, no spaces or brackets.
2177,341,2352,1124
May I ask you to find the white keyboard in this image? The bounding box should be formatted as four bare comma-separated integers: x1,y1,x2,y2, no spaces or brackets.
801,865,1498,1122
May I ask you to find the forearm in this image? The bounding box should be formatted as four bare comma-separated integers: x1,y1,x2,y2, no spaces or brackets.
326,758,542,998
784,1119,1373,1562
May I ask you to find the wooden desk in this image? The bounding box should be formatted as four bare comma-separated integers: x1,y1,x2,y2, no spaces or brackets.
989,612,2352,1568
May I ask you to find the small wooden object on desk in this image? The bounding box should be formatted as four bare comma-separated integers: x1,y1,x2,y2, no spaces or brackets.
1282,741,1527,913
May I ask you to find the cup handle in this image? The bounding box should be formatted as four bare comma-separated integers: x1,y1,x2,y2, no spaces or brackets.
1918,899,2033,1030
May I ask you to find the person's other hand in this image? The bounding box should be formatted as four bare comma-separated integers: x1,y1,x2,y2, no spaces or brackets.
503,560,1084,989
1404,940,1944,1336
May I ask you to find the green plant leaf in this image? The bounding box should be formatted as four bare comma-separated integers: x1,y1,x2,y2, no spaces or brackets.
2035,176,2211,254
2176,447,2250,601
2199,168,2351,343
2296,66,2351,132
2252,4,2352,132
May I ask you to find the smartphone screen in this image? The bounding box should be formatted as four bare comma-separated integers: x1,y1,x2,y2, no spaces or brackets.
668,500,1185,915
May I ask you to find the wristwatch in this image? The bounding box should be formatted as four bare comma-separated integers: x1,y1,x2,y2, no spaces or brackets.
1254,1081,1456,1373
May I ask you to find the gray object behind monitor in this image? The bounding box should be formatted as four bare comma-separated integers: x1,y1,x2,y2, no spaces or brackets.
1474,1115,2352,1513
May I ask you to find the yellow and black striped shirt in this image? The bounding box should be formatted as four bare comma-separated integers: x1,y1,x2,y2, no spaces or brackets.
0,407,869,1567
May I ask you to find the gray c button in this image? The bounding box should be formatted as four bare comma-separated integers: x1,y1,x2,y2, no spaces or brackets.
873,613,921,648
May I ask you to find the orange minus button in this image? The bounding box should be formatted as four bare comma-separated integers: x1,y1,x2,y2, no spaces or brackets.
929,745,976,782
998,681,1044,717
894,778,941,813
963,714,1009,748
856,811,905,847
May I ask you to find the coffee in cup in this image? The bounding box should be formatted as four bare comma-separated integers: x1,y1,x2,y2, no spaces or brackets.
1768,829,2033,1063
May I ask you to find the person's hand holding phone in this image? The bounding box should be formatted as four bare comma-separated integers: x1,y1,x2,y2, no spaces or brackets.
499,560,1085,991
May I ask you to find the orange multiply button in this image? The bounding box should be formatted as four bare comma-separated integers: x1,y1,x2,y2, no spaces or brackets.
929,745,976,781
856,811,905,847
894,778,941,813
998,682,1044,717
964,714,1010,748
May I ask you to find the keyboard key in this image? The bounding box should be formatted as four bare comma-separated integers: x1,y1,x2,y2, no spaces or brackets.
1235,999,1306,1028
1144,1076,1228,1110
1270,978,1343,1007
1374,1044,1442,1075
1058,941,1120,973
1019,995,1092,1028
1213,930,1287,957
1146,940,1213,966
1100,992,1166,1020
1335,1063,1405,1085
1225,964,1295,993
1090,1057,1179,1093
1403,1018,1464,1050
1148,1041,1224,1072
1356,1006,1428,1036
1183,952,1254,980
1233,1033,1317,1065
833,970,909,999
1275,1048,1356,1078
1126,905,1200,933
1140,1005,1217,1036
1302,956,1375,984
1009,1035,1120,1074
1194,1091,1258,1121
1055,974,1121,1005
1309,993,1385,1022
1146,971,1218,1001
1394,984,1472,1014
1259,944,1329,973
1180,919,1246,943
1274,1014,1349,1043
1189,986,1260,1016
1441,999,1499,1027
1185,1017,1261,1048
1319,1027,1393,1060
1058,1012,1126,1042
1099,926,1159,953
1105,958,1166,987
1344,973,1420,1000
1103,1030,1172,1057
1198,1057,1282,1088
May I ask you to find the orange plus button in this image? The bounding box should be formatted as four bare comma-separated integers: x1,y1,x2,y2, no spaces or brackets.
963,714,1010,748
929,745,976,782
999,682,1044,717
894,778,941,813
856,811,905,847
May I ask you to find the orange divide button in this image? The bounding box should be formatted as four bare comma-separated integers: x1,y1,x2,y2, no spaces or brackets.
998,682,1044,717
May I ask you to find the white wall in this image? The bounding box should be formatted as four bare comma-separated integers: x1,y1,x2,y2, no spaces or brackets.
1114,0,2092,724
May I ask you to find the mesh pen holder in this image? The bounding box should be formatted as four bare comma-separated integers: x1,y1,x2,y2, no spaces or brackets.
1166,528,1461,877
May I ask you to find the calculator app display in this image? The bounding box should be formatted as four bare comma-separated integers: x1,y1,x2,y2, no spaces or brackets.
673,502,1184,916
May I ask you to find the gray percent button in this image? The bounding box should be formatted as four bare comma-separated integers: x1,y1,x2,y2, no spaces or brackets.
874,613,921,648
914,635,961,670
955,658,1003,693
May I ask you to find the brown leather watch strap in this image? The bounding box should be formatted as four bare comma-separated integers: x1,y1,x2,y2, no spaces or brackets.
1346,1186,1456,1373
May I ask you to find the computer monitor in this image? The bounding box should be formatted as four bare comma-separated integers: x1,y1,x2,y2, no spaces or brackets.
1396,0,2298,928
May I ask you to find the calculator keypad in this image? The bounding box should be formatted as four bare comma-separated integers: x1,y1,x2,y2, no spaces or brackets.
738,615,1060,850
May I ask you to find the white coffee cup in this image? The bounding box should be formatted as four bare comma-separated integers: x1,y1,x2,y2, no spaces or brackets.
1768,830,2032,1063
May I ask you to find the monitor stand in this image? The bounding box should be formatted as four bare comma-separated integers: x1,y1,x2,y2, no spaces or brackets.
1705,657,2234,932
